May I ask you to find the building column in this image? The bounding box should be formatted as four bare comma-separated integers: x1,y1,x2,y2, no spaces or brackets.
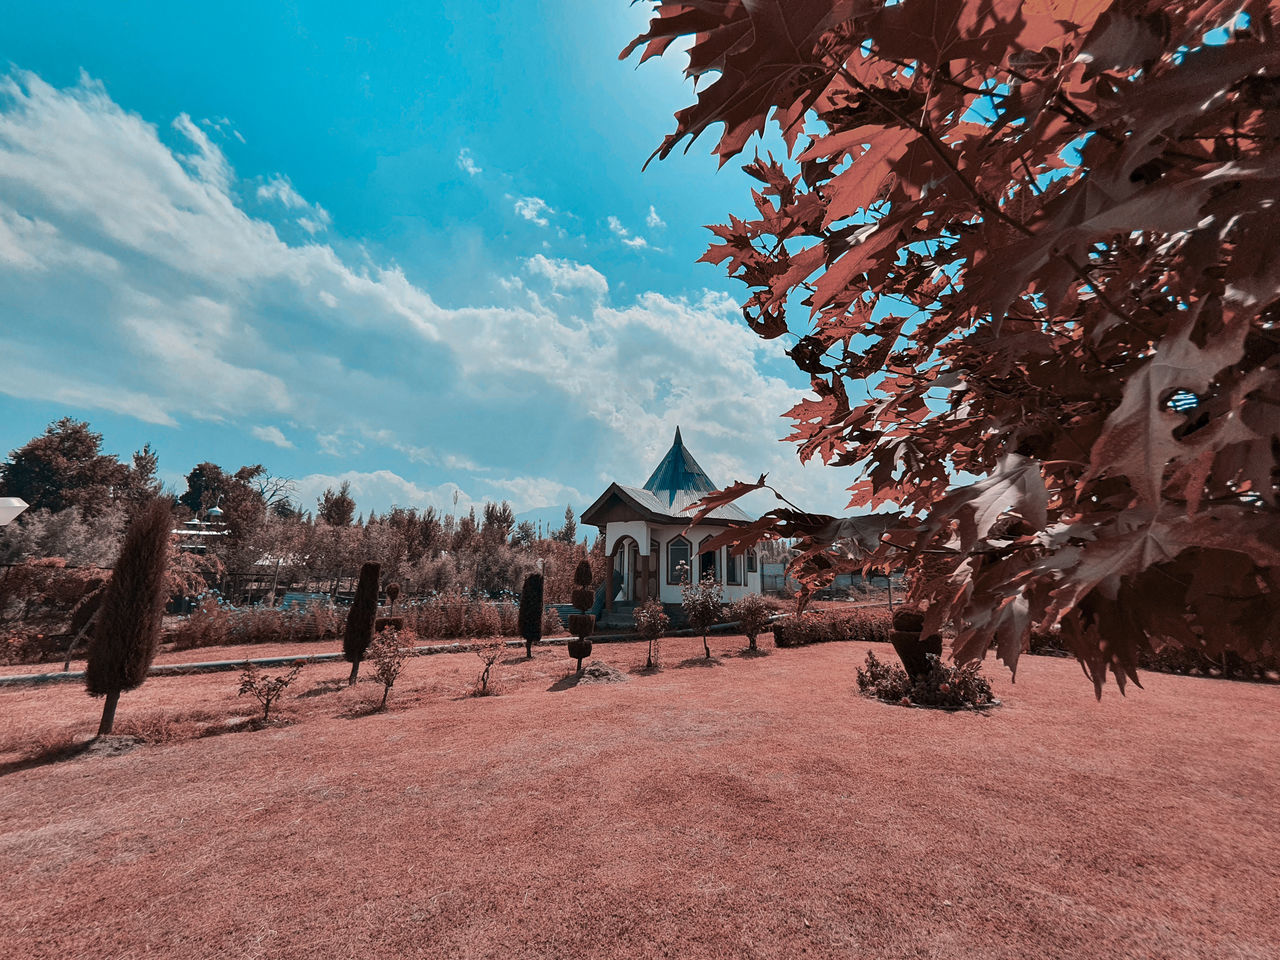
604,550,614,613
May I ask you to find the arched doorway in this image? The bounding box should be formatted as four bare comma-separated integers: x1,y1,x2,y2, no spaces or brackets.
611,536,640,603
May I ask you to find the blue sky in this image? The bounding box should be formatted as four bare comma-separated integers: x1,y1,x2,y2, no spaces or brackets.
0,1,856,521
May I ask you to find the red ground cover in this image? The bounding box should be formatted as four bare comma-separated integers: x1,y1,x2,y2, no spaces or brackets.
1,635,1276,959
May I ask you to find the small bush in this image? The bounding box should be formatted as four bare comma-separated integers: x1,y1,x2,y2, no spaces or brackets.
728,594,772,652
439,593,469,638
542,605,564,637
681,572,723,659
408,602,444,640
168,595,232,649
472,637,506,695
470,600,501,638
633,599,669,669
497,601,519,637
856,650,994,709
238,658,307,721
368,630,411,709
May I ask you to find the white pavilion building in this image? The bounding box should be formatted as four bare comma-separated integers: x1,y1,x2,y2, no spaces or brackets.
581,427,762,612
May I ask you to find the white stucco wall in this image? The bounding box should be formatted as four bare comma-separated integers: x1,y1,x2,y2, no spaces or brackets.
601,520,763,603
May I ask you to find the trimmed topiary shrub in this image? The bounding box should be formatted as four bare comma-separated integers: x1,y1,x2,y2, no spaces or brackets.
772,608,891,648
343,562,381,685
518,573,543,658
566,560,595,674
85,499,172,736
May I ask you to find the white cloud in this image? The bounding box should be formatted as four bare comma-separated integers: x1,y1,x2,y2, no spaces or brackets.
0,69,861,517
608,214,653,251
514,195,552,227
486,475,585,511
293,470,478,515
317,431,363,457
646,204,666,229
257,175,307,209
251,424,294,448
257,174,331,234
524,254,608,300
456,147,482,177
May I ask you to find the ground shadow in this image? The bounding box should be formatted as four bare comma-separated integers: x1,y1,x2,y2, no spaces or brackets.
673,655,724,669
729,647,771,660
0,740,93,778
548,672,585,692
502,654,534,666
297,678,346,699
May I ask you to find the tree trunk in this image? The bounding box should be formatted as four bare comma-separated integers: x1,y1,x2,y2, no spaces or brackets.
63,613,98,672
703,634,711,659
268,558,282,607
576,656,585,675
380,685,390,710
97,689,120,736
348,661,360,686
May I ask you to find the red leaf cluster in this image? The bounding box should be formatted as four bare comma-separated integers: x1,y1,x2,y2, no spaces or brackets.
628,0,1280,692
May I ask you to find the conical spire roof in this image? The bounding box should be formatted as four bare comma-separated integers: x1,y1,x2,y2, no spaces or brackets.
643,426,717,506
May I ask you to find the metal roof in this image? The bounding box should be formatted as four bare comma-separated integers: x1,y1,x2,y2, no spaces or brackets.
581,427,752,527
617,483,751,524
643,427,716,503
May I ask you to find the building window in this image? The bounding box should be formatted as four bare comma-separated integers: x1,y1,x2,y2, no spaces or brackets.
698,536,718,581
726,550,742,585
746,549,758,574
666,535,691,584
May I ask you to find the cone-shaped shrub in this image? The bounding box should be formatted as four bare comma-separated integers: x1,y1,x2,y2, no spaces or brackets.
518,573,543,658
344,561,381,685
85,499,172,736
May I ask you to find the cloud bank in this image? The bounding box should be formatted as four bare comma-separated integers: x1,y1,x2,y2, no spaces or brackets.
0,70,854,516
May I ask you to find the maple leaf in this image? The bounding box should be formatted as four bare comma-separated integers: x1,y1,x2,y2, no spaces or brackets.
622,1,862,166
1085,311,1249,505
916,454,1049,553
683,474,768,528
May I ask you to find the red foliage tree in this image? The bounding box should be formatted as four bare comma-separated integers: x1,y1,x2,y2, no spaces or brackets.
627,0,1280,692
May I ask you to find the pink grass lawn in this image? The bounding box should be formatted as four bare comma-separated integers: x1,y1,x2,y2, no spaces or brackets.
1,635,1276,959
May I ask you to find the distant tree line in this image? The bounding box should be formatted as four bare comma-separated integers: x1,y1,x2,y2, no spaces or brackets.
1,418,600,607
